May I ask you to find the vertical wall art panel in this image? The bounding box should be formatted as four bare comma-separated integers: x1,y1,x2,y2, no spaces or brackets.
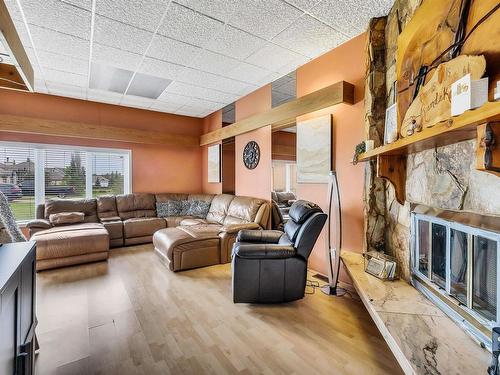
297,114,332,183
207,144,221,183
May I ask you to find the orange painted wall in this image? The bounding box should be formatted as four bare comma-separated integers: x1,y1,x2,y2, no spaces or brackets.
296,33,367,275
234,85,272,200
201,110,223,194
0,89,204,193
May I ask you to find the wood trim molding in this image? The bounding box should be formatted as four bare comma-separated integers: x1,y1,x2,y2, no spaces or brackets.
0,115,200,147
0,0,34,91
200,81,355,146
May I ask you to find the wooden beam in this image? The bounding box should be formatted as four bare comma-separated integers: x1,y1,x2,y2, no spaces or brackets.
0,0,34,91
0,63,28,90
0,115,200,147
200,81,354,146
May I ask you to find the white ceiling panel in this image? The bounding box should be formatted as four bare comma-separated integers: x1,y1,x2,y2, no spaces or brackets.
43,68,87,87
29,25,90,59
147,34,202,66
206,25,266,60
245,43,309,73
7,0,393,117
163,82,238,103
93,15,153,54
87,88,123,105
310,0,393,35
37,50,88,76
272,14,347,57
174,0,236,23
138,58,186,80
95,0,168,32
91,43,143,71
188,50,240,76
158,2,224,48
46,81,86,99
21,0,91,40
229,0,303,40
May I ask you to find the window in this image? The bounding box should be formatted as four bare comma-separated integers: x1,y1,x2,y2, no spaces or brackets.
0,142,131,222
413,214,500,329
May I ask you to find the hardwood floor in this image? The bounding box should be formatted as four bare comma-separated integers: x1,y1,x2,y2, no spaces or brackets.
35,244,403,375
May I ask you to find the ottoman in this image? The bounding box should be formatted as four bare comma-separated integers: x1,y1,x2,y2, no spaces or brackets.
31,223,109,271
153,227,220,272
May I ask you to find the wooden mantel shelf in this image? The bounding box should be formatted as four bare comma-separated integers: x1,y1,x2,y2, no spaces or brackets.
341,250,489,375
200,80,354,146
358,101,500,161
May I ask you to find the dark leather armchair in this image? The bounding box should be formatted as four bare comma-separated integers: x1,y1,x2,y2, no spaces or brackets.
232,200,327,303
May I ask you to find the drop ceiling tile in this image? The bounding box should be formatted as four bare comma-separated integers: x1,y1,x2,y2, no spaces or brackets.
22,0,91,40
43,68,87,87
245,43,309,72
163,81,238,103
229,0,303,40
309,0,393,36
157,91,191,106
175,105,208,117
224,62,276,86
206,25,266,60
92,43,143,71
284,0,323,11
158,2,224,47
95,0,168,31
272,14,347,58
138,58,186,80
30,25,90,60
147,35,202,66
46,81,86,99
59,0,92,10
34,79,48,93
93,15,153,54
120,95,154,109
178,67,253,95
150,100,183,114
174,0,236,23
188,50,240,76
185,97,224,111
37,50,88,76
87,88,123,104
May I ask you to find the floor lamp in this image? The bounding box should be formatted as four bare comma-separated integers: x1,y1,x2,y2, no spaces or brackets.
320,171,343,296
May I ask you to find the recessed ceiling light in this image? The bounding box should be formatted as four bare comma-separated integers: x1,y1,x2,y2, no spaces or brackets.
126,72,172,99
89,62,133,94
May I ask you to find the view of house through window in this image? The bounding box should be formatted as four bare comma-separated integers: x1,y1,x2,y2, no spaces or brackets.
0,142,130,222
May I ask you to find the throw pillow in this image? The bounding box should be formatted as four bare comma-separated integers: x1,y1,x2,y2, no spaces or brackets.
188,200,211,218
49,212,85,226
156,201,180,217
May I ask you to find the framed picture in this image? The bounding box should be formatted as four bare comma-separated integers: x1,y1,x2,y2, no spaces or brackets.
207,144,221,183
384,103,398,144
297,114,332,183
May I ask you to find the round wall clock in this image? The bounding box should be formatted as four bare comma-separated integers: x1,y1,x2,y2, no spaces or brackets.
243,141,260,170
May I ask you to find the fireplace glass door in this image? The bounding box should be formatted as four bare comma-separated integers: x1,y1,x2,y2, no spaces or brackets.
473,236,497,322
450,229,468,305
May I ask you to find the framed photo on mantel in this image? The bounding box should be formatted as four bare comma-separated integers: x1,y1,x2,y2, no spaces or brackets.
207,144,221,183
384,103,398,144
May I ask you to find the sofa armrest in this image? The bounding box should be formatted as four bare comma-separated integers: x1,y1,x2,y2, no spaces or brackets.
232,242,296,259
220,223,260,234
26,219,51,229
236,229,283,244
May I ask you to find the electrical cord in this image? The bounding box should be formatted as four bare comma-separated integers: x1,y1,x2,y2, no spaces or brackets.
398,2,500,95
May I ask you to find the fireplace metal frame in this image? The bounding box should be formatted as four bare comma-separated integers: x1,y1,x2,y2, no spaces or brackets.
411,210,500,349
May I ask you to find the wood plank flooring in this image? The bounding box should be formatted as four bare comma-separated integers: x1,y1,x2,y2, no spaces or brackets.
34,244,403,375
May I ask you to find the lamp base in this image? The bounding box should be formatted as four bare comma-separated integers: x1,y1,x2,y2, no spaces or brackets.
320,285,338,295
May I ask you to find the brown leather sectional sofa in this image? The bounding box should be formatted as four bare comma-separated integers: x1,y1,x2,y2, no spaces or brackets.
27,193,269,272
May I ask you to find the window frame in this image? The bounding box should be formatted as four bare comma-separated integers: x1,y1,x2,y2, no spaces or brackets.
0,141,132,224
412,213,500,330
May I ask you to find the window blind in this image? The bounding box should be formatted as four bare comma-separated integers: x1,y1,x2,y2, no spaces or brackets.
0,145,36,221
44,149,86,200
91,152,125,197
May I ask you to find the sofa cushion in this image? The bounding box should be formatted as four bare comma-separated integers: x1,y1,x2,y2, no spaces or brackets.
187,194,214,203
165,216,193,228
116,193,156,220
45,199,98,223
276,191,296,204
156,200,191,217
49,212,84,226
155,193,188,202
123,217,166,238
223,196,265,225
31,223,109,260
206,194,234,224
97,195,118,220
102,220,123,240
179,224,222,238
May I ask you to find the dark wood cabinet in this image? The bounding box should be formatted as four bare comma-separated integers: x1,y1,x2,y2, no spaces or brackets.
0,242,36,375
